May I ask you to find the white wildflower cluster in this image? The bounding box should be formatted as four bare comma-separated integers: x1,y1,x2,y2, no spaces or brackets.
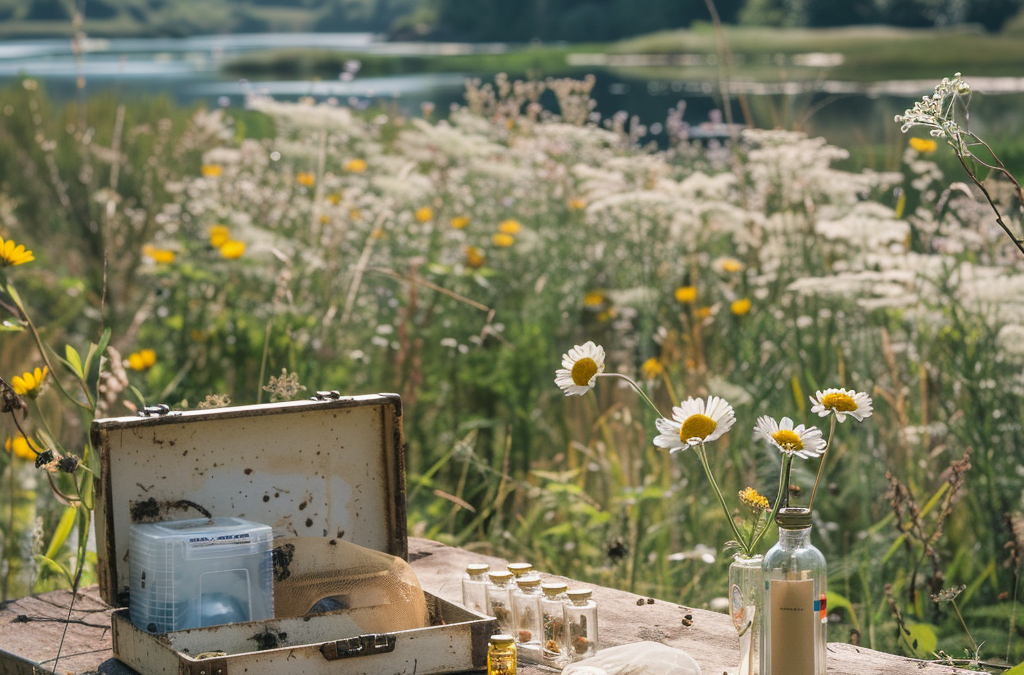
894,73,972,152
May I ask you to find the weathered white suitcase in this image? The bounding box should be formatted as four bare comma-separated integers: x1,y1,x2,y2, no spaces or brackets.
91,393,496,675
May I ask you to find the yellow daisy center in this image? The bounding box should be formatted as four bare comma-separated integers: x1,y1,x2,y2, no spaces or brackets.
739,487,770,511
680,414,716,441
772,429,803,451
571,358,599,387
821,392,857,412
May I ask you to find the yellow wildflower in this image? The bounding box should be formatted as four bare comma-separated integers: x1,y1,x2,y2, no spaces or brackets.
492,233,515,247
451,216,470,229
1,236,34,267
465,246,485,269
696,306,713,320
567,198,587,210
328,193,342,205
739,487,770,512
909,137,938,153
597,308,617,322
641,357,664,378
498,219,522,234
220,240,246,260
296,171,316,187
209,225,231,248
345,158,367,173
201,164,223,178
127,349,157,372
731,298,752,316
717,257,745,274
5,436,42,460
674,286,698,304
583,291,605,308
415,207,434,223
12,366,48,398
350,209,362,221
143,244,175,264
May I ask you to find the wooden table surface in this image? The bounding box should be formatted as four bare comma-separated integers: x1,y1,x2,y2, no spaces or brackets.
0,537,970,675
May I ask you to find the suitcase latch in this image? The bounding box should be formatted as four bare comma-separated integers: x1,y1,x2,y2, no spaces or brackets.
320,633,397,660
311,390,342,401
138,403,172,417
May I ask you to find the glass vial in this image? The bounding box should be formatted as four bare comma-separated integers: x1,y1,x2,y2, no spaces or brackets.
540,581,569,667
462,563,490,614
488,634,517,675
512,575,543,648
487,570,516,635
565,588,598,662
761,507,827,675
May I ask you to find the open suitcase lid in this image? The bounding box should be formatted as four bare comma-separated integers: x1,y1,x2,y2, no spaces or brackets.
90,393,407,609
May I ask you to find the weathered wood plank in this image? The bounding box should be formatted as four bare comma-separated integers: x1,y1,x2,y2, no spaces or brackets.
0,537,970,675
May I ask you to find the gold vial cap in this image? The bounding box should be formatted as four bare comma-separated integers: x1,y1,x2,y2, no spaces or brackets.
466,563,490,575
507,562,533,577
516,576,542,589
490,634,516,648
566,588,593,602
541,581,568,597
489,570,514,584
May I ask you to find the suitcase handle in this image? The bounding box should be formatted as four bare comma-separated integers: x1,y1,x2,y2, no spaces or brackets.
320,633,397,660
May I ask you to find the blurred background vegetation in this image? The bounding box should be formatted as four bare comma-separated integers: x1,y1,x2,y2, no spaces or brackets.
1,0,1022,39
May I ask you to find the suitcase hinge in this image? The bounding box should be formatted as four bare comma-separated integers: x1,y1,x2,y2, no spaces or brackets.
320,633,397,660
184,654,228,675
311,390,342,401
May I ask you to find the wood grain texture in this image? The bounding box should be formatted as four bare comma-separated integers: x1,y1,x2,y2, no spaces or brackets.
0,537,971,675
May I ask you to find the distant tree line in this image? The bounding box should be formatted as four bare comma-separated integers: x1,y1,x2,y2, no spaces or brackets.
427,0,1024,40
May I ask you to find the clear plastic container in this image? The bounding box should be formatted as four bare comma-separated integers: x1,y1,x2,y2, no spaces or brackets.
761,507,827,675
540,581,569,667
511,575,543,648
487,570,516,635
462,563,490,614
565,588,598,661
128,517,274,633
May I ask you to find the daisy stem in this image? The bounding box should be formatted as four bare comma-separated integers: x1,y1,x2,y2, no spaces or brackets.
808,415,837,511
598,373,666,418
749,454,794,553
695,442,747,553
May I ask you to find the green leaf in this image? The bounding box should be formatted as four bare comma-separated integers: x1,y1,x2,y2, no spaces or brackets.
34,555,73,588
826,590,860,631
65,344,84,379
1002,660,1024,675
904,621,938,658
0,319,26,331
45,506,79,560
83,327,112,381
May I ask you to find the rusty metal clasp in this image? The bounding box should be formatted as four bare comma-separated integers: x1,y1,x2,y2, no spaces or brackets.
320,633,397,660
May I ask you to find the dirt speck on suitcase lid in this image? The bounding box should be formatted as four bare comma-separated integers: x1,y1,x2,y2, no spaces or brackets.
272,543,296,581
250,628,288,651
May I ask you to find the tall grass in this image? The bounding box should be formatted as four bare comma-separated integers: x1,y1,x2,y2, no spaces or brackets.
0,75,1022,667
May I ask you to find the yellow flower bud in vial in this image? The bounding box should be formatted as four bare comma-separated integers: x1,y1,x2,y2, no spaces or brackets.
488,634,517,675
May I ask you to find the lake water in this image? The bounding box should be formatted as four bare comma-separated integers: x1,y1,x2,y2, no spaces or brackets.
2,32,1023,151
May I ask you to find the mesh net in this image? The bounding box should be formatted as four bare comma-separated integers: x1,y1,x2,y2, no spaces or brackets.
274,537,429,632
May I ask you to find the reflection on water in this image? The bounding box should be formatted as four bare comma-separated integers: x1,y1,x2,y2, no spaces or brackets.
1,32,1022,150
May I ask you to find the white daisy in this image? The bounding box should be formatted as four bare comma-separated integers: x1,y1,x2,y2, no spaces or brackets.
809,388,873,422
653,396,735,453
754,416,827,459
554,342,606,396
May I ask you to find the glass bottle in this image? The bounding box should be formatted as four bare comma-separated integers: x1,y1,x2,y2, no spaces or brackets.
511,575,543,649
487,570,516,635
565,588,598,662
487,634,517,675
540,581,569,667
462,563,490,614
761,507,827,675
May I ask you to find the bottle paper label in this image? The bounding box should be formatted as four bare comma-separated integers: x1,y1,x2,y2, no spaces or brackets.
770,578,815,675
